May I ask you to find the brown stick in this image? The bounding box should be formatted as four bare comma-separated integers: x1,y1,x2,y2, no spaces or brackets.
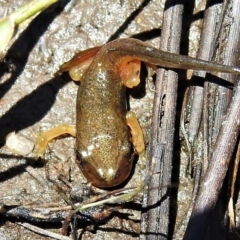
183,77,240,240
184,1,240,239
140,1,184,239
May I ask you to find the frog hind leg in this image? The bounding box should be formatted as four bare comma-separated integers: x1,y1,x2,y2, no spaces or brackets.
33,124,76,159
119,58,157,88
119,58,141,88
126,111,145,155
56,46,102,81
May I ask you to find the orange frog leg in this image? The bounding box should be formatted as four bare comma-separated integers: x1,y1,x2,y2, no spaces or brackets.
56,46,102,81
119,57,156,88
33,124,76,159
119,58,141,88
126,111,145,155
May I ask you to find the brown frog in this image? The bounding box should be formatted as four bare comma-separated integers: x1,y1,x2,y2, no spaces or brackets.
33,38,240,188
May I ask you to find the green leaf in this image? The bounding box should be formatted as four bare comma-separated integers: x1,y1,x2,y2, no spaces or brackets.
0,17,15,53
0,0,59,54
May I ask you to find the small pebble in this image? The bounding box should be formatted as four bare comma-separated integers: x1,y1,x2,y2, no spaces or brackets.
6,132,34,156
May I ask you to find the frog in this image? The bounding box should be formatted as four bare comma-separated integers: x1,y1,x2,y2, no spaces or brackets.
33,38,240,188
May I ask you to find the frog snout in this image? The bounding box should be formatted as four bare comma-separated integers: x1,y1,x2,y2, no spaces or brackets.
77,153,135,188
96,167,118,182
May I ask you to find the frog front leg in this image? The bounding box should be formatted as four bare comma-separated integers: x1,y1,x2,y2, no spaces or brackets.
126,111,145,155
33,124,76,159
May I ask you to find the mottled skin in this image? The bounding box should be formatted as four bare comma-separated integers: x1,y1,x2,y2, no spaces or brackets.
75,49,135,187
34,38,240,188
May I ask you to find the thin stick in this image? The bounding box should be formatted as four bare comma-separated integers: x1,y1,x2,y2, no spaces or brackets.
17,222,70,240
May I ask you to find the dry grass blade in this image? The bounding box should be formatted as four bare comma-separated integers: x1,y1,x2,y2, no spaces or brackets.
17,222,70,240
